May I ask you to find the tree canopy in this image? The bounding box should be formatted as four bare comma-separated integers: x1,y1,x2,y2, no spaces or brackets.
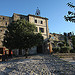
3,19,44,56
72,36,75,49
64,2,75,23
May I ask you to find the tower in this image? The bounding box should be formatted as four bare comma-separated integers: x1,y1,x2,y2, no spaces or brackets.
35,7,40,16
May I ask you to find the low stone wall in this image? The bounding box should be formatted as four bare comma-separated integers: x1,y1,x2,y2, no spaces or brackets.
73,57,75,60
12,46,37,56
53,53,75,58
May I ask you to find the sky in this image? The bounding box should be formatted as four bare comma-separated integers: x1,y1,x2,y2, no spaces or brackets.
0,0,75,34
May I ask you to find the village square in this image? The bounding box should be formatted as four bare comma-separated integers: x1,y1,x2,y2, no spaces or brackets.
0,0,75,75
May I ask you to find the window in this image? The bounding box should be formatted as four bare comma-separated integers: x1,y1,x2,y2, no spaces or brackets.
41,21,43,24
0,30,2,32
5,22,7,25
35,27,38,32
20,17,22,19
35,20,37,23
3,17,4,19
0,48,3,54
20,17,23,19
49,35,51,39
39,28,44,33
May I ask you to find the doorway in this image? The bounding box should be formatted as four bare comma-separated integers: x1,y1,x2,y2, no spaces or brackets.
37,45,43,53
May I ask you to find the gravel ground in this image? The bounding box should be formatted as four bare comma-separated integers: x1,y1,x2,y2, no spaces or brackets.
0,54,75,75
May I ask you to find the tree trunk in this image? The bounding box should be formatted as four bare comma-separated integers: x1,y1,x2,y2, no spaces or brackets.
25,49,28,58
19,49,22,55
9,49,11,57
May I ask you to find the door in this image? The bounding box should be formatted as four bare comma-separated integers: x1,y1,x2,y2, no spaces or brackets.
37,45,42,53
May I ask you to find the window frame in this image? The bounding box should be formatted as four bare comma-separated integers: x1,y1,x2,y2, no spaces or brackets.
5,22,7,25
35,19,37,23
0,30,2,32
41,21,43,24
39,27,44,33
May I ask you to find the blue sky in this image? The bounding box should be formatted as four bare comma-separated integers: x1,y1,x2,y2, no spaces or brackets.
0,0,75,34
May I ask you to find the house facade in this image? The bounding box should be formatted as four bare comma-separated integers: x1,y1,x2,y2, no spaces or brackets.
0,13,49,55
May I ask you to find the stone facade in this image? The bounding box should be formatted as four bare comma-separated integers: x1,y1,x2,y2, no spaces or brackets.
49,33,73,48
28,14,49,40
0,15,12,47
49,33,64,41
0,13,49,55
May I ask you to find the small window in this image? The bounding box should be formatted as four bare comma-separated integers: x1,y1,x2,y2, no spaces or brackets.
35,20,37,23
5,22,7,25
3,17,5,20
35,27,38,32
0,48,3,54
54,34,55,36
41,21,43,24
39,28,44,33
0,30,2,32
20,17,23,19
49,35,51,39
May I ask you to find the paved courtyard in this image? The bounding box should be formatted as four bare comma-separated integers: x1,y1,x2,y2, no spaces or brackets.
0,54,75,75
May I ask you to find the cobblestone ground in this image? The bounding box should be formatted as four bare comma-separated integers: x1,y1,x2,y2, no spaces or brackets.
0,54,75,75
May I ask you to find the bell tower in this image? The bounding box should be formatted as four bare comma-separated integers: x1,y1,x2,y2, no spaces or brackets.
35,7,40,16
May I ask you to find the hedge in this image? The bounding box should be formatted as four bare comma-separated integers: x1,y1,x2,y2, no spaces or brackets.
60,46,72,53
52,47,60,53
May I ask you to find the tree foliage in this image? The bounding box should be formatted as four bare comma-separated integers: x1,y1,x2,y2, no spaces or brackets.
72,36,75,49
63,32,74,46
3,19,44,57
64,2,75,23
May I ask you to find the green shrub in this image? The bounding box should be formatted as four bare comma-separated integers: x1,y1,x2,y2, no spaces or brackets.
60,46,72,53
52,47,60,53
58,43,64,47
70,49,75,53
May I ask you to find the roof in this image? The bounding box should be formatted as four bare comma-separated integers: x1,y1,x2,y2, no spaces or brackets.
49,33,63,36
13,13,27,17
0,13,48,20
28,14,48,20
0,15,11,18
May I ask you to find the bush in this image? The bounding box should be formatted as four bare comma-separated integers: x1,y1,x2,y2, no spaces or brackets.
52,47,60,53
58,43,64,47
70,49,75,53
60,46,72,53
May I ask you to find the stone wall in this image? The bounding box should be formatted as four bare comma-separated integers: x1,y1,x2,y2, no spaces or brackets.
0,15,12,47
28,46,37,54
12,46,37,56
12,13,28,21
53,53,75,58
28,15,49,40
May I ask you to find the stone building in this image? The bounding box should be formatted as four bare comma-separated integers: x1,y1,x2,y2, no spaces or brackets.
49,33,73,48
0,13,49,55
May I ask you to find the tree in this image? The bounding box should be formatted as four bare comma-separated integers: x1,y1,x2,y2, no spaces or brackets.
64,2,75,23
64,32,68,46
3,19,43,58
68,32,74,39
58,42,64,47
72,36,75,49
64,32,74,46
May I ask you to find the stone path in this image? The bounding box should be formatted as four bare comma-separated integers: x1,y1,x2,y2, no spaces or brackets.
0,54,75,75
